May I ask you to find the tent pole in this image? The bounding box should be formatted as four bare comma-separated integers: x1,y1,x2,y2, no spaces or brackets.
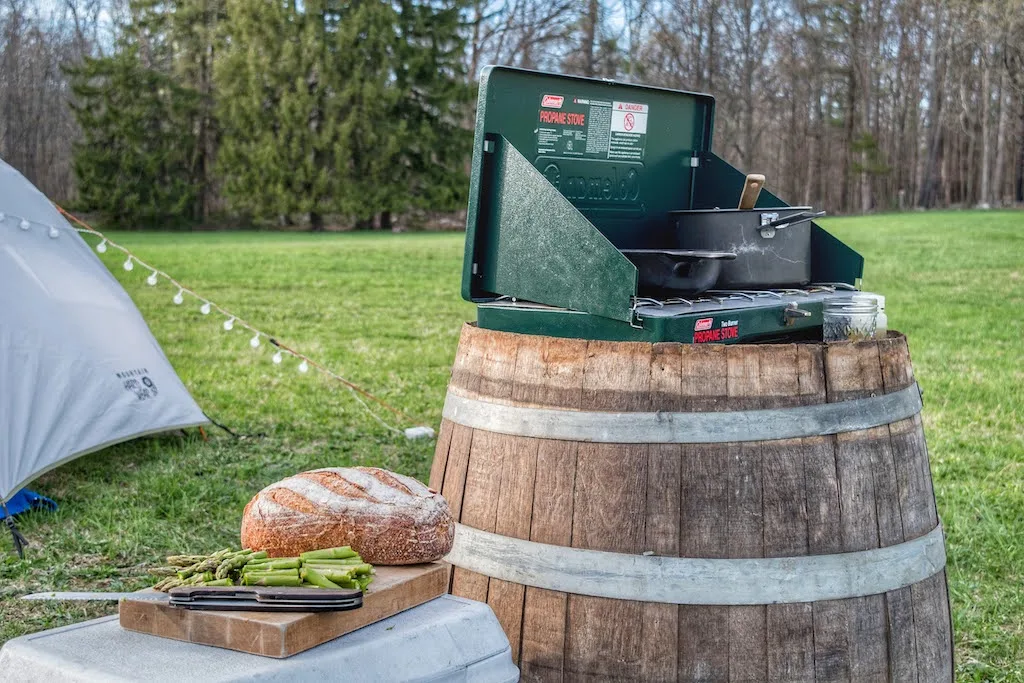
1,501,28,559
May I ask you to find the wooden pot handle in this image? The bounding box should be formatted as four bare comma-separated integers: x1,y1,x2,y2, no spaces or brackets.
738,173,766,209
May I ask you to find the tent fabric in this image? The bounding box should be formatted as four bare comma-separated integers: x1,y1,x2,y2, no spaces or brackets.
0,159,208,503
0,489,57,519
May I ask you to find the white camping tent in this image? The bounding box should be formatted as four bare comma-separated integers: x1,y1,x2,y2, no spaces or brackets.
0,159,207,513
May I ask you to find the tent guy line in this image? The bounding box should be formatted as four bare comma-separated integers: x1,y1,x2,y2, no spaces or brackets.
1,206,431,440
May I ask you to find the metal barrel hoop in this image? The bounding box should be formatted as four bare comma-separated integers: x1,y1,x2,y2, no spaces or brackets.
445,523,946,605
442,381,923,444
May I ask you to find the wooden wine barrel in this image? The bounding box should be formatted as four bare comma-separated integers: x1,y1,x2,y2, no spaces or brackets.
429,324,953,682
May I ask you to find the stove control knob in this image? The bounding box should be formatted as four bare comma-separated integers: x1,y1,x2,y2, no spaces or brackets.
783,303,812,326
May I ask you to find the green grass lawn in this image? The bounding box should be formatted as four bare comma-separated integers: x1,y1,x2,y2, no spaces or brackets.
1,211,1021,678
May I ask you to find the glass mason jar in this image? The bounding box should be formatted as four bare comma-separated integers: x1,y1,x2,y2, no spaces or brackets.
856,293,887,337
823,296,878,342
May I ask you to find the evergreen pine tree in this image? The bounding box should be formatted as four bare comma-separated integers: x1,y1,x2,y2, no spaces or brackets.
67,0,222,227
216,0,343,229
323,0,404,228
67,47,200,227
167,0,226,220
388,0,472,222
216,0,471,229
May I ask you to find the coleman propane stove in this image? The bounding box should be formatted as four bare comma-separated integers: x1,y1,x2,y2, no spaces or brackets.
462,67,865,344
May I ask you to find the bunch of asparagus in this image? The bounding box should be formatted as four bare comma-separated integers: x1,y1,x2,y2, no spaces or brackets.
243,547,375,591
150,546,374,592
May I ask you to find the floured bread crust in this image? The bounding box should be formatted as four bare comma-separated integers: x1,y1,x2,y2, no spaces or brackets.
240,467,454,564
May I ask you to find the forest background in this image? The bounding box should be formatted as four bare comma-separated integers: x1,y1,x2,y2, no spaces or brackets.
2,0,1023,229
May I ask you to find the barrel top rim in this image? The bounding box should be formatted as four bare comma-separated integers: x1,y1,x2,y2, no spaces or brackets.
461,321,907,350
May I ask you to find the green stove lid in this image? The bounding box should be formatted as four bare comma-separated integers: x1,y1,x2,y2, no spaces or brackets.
462,67,717,321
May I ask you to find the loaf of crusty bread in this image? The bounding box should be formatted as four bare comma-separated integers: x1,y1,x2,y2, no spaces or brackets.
240,467,454,564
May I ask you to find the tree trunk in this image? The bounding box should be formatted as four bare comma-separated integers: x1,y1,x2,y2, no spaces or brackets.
992,70,1009,206
468,0,483,79
706,1,717,91
310,212,324,232
379,210,393,231
841,67,856,212
919,6,948,208
1016,106,1024,203
978,55,992,207
858,0,873,213
581,0,599,77
740,0,755,170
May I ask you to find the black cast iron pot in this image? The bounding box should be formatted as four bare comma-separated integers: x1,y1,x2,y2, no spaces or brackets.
668,207,825,290
621,249,736,296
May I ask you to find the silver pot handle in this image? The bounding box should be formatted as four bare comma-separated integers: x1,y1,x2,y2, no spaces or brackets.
759,210,826,238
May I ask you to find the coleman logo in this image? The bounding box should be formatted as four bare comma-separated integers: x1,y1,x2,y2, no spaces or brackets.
694,318,714,332
541,94,564,109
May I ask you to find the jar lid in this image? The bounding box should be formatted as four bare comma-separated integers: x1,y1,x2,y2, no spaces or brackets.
851,292,885,309
824,296,877,314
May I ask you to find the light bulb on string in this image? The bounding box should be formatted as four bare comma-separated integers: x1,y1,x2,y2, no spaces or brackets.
223,317,235,331
200,302,211,315
173,289,184,305
48,226,60,239
298,360,309,374
249,333,261,349
272,351,283,365
146,271,158,286
96,240,107,253
19,219,30,231
123,256,134,271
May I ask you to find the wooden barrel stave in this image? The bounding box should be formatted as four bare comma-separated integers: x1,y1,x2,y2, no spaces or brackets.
430,324,952,682
572,341,652,681
645,344,684,681
518,335,588,679
828,342,891,683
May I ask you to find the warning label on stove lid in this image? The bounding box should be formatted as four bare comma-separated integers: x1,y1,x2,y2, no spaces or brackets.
536,95,648,162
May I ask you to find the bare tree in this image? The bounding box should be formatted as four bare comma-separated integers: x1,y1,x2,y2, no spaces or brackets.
1,0,110,200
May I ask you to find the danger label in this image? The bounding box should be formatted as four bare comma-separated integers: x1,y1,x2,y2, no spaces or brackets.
611,102,648,134
537,95,648,162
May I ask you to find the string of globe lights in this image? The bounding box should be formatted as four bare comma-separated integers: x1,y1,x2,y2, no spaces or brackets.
0,206,434,440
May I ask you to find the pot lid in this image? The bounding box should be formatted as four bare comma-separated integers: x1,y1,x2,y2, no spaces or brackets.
667,206,813,214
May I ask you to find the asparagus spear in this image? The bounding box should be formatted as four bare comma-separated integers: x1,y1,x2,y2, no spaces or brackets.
242,569,300,579
305,567,357,582
153,577,185,592
172,571,214,587
242,558,300,572
149,567,178,577
299,547,358,561
300,567,342,589
297,558,364,566
243,574,302,587
304,562,372,576
166,547,234,567
215,550,267,579
197,578,233,587
177,563,203,580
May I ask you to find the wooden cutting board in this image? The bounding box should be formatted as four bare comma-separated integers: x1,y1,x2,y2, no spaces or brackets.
119,562,449,658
